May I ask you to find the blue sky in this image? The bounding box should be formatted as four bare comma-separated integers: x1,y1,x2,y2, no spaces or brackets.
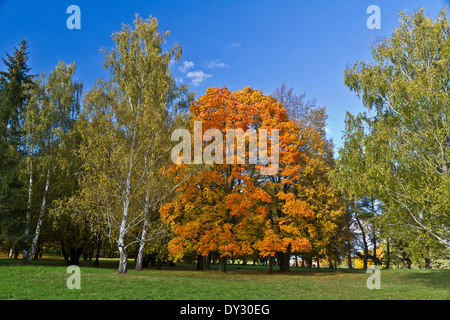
0,0,449,150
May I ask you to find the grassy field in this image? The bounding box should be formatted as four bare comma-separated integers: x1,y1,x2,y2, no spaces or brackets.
0,257,448,300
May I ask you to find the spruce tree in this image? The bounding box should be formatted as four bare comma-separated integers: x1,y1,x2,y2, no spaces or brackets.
0,39,34,253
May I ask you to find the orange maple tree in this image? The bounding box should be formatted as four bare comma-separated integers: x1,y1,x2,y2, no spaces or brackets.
161,87,316,272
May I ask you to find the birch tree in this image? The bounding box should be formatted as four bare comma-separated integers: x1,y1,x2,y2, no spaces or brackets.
78,15,189,274
22,61,82,264
341,8,449,250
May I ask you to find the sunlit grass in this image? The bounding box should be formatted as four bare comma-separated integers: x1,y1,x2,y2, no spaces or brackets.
0,257,448,300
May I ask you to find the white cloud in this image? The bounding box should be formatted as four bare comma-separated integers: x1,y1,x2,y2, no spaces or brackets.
231,42,241,49
179,60,194,73
208,60,229,68
186,70,212,86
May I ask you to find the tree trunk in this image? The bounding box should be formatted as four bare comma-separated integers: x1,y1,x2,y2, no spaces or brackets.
268,256,274,273
358,222,369,268
328,259,333,269
61,241,69,264
136,190,151,272
385,239,390,269
117,187,131,274
117,139,134,274
196,254,204,270
425,256,431,269
33,243,40,260
347,249,353,269
23,156,33,263
118,246,128,274
141,254,151,268
94,241,101,266
371,199,377,266
156,258,162,270
69,247,83,265
305,256,312,268
116,123,137,273
277,247,291,272
219,256,227,273
61,242,83,266
203,253,211,270
24,169,50,264
354,201,368,269
151,255,157,267
135,217,148,271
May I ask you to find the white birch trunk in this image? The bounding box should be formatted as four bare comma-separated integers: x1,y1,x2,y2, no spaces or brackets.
117,192,130,274
117,125,137,274
24,169,49,264
23,156,33,263
117,156,133,274
135,215,148,271
117,244,128,274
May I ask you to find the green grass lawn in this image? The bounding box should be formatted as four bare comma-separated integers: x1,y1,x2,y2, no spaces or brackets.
0,257,448,300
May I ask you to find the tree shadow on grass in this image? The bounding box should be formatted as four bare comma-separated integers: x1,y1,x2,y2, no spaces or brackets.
393,269,450,290
0,257,363,273
0,256,118,269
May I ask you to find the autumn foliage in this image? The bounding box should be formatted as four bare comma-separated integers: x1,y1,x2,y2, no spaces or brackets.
161,87,324,271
